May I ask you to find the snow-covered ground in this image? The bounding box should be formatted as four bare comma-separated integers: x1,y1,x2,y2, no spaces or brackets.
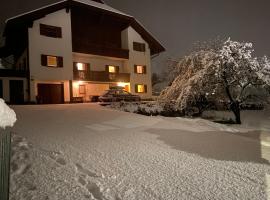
10,104,270,200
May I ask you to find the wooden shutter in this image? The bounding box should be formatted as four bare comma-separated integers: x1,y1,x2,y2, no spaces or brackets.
135,84,138,93
73,62,77,71
134,65,137,73
144,85,147,93
57,57,63,68
143,66,147,74
105,65,109,73
115,66,120,73
86,63,90,72
41,54,47,66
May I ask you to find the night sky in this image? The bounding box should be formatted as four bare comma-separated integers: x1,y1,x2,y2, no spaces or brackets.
1,0,270,73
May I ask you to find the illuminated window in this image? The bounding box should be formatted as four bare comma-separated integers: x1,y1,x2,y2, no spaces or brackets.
135,65,146,74
109,66,116,73
135,84,147,93
47,56,57,67
76,63,87,71
41,54,63,68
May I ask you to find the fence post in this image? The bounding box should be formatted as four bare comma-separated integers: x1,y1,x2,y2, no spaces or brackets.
0,129,11,200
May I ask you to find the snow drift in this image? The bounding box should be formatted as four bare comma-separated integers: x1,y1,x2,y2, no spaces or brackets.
0,98,16,129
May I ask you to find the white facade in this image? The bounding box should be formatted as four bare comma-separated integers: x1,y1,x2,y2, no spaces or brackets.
28,9,73,102
121,27,152,98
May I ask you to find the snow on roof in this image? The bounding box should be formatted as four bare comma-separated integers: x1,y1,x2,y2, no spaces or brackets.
5,0,132,23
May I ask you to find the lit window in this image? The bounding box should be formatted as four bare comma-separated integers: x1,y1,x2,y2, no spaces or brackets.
47,56,57,67
136,65,144,74
136,84,147,93
76,63,86,71
109,66,116,73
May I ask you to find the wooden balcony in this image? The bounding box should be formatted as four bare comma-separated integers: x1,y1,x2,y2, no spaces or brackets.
73,39,129,59
73,69,130,83
0,69,28,77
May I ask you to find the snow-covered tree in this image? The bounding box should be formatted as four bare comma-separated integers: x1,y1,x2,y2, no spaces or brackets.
159,38,270,124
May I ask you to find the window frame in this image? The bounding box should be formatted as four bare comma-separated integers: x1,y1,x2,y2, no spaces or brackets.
41,54,63,68
134,65,147,74
133,42,146,52
40,23,62,38
135,84,147,93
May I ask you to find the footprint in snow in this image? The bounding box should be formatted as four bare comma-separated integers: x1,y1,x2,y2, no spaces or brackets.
75,163,99,178
48,151,67,166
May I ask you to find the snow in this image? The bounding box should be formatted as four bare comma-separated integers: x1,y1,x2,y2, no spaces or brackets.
0,98,16,129
10,104,270,199
5,0,131,23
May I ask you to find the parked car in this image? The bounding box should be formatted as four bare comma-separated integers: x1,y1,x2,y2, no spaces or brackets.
99,88,141,102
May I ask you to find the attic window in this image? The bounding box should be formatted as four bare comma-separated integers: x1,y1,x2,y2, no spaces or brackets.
40,24,62,38
133,42,146,52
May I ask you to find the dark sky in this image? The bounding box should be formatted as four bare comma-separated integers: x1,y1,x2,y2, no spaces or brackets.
1,0,270,73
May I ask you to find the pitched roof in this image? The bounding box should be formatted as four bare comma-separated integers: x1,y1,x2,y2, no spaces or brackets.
3,0,165,55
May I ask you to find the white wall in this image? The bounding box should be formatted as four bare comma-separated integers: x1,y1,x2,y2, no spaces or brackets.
28,9,73,101
121,27,152,98
0,77,28,102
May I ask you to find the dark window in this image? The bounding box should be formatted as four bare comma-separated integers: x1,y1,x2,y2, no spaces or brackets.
0,79,3,98
133,42,146,52
135,84,147,93
134,65,147,74
40,24,62,38
41,54,63,68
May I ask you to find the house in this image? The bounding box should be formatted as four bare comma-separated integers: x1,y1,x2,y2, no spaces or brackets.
0,0,165,104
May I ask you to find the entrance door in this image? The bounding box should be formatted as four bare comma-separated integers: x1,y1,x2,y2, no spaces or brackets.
9,80,24,104
37,84,64,104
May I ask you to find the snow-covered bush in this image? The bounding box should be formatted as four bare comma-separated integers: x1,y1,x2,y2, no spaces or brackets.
109,102,164,116
0,98,16,129
159,38,270,123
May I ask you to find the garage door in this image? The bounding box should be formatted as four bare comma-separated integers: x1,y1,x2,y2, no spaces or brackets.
37,84,64,104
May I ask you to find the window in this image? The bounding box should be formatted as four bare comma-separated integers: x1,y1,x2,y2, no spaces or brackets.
134,65,146,74
41,54,63,68
47,56,58,67
40,24,62,38
79,85,86,94
76,63,87,71
133,42,146,52
109,66,116,73
106,65,119,73
135,84,147,93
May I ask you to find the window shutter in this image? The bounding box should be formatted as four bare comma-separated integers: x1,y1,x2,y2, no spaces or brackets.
105,65,109,72
135,84,138,93
73,62,77,71
143,66,147,74
87,63,90,71
57,56,63,67
41,54,47,66
116,66,120,73
144,85,147,93
134,65,137,73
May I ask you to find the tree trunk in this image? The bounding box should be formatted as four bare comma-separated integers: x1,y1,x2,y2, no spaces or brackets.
230,101,241,124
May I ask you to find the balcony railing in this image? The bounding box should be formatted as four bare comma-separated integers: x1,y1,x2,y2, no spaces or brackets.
73,40,129,59
73,69,130,83
0,69,28,77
